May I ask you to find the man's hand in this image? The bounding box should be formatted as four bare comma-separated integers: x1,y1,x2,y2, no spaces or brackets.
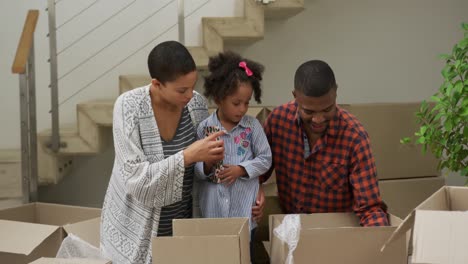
252,184,265,222
218,165,246,186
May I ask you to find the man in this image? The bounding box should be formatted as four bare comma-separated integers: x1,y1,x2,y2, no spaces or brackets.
261,60,388,226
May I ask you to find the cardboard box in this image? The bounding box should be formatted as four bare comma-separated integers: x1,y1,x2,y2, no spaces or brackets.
0,203,101,264
384,186,468,264
269,213,407,264
0,219,63,264
30,257,110,264
152,218,250,264
0,202,101,226
345,103,439,180
379,176,445,218
62,217,101,248
263,176,446,219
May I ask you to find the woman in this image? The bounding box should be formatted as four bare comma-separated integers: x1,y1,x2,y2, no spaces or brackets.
100,41,264,264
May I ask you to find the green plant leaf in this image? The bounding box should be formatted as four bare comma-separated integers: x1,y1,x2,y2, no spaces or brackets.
422,144,427,153
445,120,453,131
441,65,454,79
434,112,445,121
445,82,454,96
462,22,468,31
431,95,441,102
420,101,429,115
462,107,468,117
417,137,426,144
420,126,428,135
439,54,452,60
459,38,468,49
400,137,412,144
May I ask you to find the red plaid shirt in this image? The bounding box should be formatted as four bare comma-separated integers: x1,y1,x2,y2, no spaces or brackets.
261,101,388,226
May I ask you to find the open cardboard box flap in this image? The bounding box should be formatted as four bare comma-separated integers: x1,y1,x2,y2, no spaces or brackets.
63,217,101,248
0,220,59,255
382,186,468,263
0,202,101,263
0,203,101,226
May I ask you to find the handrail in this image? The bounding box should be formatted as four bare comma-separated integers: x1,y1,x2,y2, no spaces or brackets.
12,10,39,203
12,10,39,74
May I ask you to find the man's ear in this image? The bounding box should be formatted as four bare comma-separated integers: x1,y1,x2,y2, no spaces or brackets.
292,90,297,99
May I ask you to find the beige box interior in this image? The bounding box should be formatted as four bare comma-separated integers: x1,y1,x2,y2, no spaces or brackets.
379,176,445,218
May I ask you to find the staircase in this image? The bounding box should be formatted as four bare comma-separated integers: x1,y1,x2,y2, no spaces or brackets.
35,0,305,185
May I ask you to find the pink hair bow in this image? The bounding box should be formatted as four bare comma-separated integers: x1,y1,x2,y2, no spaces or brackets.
239,61,253,77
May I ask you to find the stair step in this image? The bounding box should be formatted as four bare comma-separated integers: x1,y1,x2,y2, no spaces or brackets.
264,0,305,19
77,100,114,127
203,18,263,42
0,149,21,199
0,149,21,162
119,75,151,94
38,126,97,155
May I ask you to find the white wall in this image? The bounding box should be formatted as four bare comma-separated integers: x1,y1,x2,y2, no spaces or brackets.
0,0,240,149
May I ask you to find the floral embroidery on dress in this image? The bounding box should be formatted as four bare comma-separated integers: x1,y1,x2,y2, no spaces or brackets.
234,127,252,156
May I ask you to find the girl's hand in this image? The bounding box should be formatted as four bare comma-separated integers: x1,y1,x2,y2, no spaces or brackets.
218,165,247,186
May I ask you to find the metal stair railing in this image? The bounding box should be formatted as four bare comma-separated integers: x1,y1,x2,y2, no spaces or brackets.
11,10,40,203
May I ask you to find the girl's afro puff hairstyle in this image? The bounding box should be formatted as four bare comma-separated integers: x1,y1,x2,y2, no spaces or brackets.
204,51,264,103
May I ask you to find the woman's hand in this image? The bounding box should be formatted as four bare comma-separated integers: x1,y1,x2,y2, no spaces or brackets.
218,165,246,186
183,130,225,166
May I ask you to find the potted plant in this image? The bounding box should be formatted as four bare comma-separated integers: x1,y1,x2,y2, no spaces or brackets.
401,22,468,182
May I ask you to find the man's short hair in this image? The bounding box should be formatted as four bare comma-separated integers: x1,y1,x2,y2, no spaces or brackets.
294,60,337,97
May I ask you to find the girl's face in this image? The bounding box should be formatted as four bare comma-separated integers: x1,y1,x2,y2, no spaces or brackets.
217,82,253,127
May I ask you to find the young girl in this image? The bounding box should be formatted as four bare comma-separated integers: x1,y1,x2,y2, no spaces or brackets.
194,51,272,258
